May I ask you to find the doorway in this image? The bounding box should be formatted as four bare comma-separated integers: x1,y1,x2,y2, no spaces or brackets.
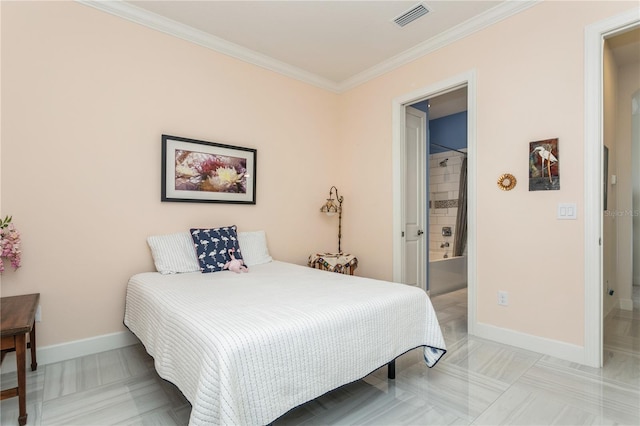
410,89,468,297
584,9,640,368
392,70,477,335
603,29,640,313
602,28,640,363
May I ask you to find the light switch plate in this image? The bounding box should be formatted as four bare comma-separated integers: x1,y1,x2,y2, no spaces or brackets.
557,203,577,220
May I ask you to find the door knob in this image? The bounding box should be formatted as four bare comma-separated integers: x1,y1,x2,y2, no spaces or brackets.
417,230,424,236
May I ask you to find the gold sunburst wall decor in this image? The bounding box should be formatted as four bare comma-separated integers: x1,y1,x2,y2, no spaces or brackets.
497,173,517,191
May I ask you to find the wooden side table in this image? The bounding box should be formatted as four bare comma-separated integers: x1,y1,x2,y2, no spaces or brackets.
1,293,39,426
308,252,358,275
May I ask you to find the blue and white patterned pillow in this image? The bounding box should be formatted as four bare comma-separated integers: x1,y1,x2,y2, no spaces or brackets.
190,226,243,273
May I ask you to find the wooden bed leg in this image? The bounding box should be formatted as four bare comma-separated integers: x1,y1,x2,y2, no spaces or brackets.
387,359,396,379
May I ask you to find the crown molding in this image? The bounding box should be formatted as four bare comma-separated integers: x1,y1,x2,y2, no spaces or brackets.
75,0,342,93
338,0,541,92
76,0,540,94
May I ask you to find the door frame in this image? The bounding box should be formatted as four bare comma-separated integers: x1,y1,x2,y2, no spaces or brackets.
584,8,640,368
392,70,477,333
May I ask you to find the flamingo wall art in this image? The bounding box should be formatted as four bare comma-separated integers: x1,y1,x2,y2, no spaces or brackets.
529,138,559,191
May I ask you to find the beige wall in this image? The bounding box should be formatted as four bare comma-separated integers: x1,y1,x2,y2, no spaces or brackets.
338,0,635,346
1,1,339,346
1,1,637,352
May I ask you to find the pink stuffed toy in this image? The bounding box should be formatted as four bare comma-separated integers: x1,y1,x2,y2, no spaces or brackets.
224,248,248,273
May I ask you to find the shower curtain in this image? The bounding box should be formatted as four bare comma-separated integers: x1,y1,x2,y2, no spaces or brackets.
453,157,467,257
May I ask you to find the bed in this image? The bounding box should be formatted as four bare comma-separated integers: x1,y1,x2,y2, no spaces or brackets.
124,231,446,425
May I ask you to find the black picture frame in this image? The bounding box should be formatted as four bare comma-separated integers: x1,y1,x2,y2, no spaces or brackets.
528,138,560,191
161,134,256,204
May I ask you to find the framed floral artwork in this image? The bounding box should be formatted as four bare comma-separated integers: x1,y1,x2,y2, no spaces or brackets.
161,134,256,204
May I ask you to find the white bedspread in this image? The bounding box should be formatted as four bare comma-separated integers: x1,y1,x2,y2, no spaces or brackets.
124,261,445,425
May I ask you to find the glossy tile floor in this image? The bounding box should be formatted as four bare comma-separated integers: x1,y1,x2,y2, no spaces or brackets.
1,287,638,425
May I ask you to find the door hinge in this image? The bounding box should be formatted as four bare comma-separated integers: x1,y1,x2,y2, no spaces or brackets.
401,231,405,237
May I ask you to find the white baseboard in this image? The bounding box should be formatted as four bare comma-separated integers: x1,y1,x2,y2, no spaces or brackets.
1,323,597,375
620,298,633,311
473,322,588,365
0,330,140,374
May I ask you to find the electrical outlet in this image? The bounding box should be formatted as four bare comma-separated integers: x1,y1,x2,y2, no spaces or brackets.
606,280,614,296
497,291,508,306
35,305,41,322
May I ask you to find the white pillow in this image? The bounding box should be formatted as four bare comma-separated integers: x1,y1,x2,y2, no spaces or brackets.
147,232,200,274
238,231,273,266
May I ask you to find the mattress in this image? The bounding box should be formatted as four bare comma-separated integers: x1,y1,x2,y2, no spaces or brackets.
124,261,446,425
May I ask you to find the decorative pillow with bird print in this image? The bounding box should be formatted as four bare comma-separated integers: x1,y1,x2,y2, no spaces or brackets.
190,225,243,273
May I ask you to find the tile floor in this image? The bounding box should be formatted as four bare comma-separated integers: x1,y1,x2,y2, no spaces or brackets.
1,287,638,425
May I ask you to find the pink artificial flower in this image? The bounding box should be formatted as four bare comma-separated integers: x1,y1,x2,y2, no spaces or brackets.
0,217,21,272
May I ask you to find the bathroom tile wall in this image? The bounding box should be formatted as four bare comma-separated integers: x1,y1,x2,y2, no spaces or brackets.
429,150,466,259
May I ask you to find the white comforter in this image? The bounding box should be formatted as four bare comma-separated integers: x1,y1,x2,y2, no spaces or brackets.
124,261,445,425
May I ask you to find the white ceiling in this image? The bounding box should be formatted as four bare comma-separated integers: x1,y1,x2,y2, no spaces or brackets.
126,0,504,83
82,0,540,92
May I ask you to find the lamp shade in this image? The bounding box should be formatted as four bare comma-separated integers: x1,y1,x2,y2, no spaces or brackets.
320,198,339,216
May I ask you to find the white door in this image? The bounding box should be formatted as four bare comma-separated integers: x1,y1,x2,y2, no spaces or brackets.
403,106,427,289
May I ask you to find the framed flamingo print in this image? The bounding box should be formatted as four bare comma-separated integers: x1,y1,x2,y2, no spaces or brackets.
529,138,559,191
161,134,257,204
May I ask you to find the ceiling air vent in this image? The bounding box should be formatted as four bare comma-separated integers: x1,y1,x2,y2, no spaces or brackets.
393,3,429,28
